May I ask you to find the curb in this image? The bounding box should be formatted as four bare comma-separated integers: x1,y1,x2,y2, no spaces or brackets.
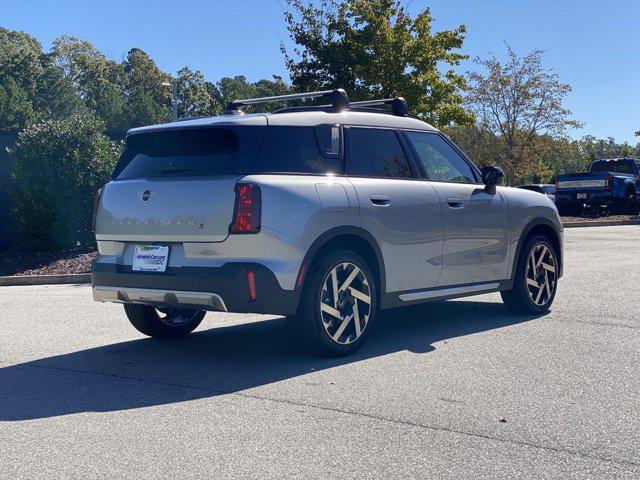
0,273,91,287
563,219,640,228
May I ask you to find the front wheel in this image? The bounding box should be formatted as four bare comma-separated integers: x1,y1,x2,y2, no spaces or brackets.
290,250,378,357
501,235,559,315
123,304,205,338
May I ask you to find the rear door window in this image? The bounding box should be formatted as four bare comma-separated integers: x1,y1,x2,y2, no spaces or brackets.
346,127,412,178
113,126,264,179
405,131,476,183
253,126,342,174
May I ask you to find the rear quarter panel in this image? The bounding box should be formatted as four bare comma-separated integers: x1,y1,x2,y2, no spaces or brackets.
239,174,361,289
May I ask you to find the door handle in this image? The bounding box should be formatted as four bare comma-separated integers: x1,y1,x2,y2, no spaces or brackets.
370,194,391,206
447,197,464,209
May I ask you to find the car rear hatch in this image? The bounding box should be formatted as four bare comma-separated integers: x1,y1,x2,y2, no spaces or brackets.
95,123,266,243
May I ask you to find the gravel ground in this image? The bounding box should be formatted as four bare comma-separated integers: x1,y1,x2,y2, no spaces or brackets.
0,250,96,277
562,214,639,224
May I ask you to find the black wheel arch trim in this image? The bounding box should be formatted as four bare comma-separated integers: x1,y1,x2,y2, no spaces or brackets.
296,225,387,295
510,217,563,286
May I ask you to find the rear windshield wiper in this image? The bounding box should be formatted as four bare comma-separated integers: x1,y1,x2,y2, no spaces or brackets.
156,167,198,175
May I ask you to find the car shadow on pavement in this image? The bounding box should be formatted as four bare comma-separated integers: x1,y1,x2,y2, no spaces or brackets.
0,300,544,421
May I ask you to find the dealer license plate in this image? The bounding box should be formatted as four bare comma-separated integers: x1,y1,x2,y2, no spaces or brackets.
132,245,169,272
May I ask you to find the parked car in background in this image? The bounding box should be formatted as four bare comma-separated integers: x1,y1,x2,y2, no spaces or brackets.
91,89,564,357
555,158,640,216
517,184,556,203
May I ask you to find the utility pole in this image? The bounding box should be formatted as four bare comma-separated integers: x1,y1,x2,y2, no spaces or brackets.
162,79,178,121
171,78,178,122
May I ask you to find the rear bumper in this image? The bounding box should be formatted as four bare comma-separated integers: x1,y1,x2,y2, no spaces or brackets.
91,261,300,316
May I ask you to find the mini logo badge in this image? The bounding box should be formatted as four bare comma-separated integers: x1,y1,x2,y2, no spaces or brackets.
138,190,157,202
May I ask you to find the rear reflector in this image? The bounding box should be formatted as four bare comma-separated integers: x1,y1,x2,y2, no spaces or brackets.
229,183,261,234
92,187,103,233
296,263,307,287
247,269,257,301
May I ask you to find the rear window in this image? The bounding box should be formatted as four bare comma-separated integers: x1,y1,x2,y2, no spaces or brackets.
590,161,635,174
252,126,342,174
113,126,264,179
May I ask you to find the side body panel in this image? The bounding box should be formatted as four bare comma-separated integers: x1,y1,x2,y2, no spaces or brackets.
347,177,444,293
428,183,511,286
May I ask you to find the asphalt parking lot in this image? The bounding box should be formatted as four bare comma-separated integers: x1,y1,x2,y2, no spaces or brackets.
1,225,638,479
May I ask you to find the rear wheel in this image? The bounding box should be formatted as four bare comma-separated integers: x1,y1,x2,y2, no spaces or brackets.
123,304,205,338
501,235,559,315
290,250,377,356
623,189,640,215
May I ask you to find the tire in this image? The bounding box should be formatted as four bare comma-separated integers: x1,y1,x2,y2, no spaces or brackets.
123,304,205,338
623,189,640,215
290,250,378,357
557,203,575,217
501,235,559,315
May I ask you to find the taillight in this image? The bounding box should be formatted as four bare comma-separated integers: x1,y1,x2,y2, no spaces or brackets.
555,176,559,192
229,183,261,234
605,174,612,190
92,187,103,233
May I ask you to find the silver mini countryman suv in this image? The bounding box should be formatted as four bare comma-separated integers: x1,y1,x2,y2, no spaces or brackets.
92,89,563,356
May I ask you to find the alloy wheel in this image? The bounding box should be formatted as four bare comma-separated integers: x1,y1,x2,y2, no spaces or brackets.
319,262,371,345
525,243,557,307
155,307,201,327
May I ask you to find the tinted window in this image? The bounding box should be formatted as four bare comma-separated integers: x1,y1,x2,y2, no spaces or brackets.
253,126,341,174
114,127,264,179
590,161,635,174
347,128,411,178
405,131,476,183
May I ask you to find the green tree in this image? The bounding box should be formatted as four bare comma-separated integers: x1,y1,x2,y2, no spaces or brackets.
33,52,85,120
0,29,86,131
10,113,121,250
281,0,472,126
123,48,171,129
209,75,291,113
52,36,127,134
0,28,43,130
176,66,212,118
464,44,582,184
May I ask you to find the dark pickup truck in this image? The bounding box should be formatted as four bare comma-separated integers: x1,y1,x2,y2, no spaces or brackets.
555,158,640,215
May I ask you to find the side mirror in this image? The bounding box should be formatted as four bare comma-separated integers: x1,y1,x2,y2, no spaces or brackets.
481,166,504,194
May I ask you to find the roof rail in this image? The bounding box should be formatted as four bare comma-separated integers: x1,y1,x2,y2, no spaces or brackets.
225,89,349,115
349,97,409,116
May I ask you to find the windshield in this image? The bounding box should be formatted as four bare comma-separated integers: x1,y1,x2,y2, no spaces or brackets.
113,126,264,179
589,160,635,174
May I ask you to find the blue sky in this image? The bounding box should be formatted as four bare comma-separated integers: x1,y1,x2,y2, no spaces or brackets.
3,0,639,143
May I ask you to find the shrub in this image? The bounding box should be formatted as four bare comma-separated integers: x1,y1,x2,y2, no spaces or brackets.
10,113,121,251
